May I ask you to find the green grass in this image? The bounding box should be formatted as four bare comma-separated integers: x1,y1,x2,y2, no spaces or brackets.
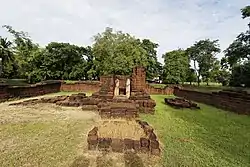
64,80,79,84
2,93,250,166
0,79,29,86
0,121,91,167
184,82,222,86
183,85,250,93
183,85,223,93
141,95,250,167
149,83,167,89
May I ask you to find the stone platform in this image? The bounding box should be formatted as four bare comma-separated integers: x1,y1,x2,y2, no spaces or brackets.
87,120,160,155
165,97,200,109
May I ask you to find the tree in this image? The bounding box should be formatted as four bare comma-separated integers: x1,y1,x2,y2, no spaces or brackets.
27,42,88,83
92,27,148,75
83,46,98,80
229,61,250,87
222,5,250,87
187,39,221,86
223,6,250,68
140,39,161,80
162,49,189,84
241,5,250,27
0,37,14,78
186,68,197,85
3,25,40,78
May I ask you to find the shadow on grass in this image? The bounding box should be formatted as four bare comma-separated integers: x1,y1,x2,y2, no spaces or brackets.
124,151,144,167
70,156,90,167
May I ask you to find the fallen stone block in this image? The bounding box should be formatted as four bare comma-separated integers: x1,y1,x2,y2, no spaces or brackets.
151,148,160,156
111,138,124,153
124,138,134,150
98,138,112,150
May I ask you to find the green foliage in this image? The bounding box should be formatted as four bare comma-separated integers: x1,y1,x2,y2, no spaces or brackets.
241,5,250,18
222,5,250,87
1,26,163,83
224,31,250,67
186,68,197,84
92,27,148,75
2,25,40,78
0,37,15,78
140,39,162,80
27,42,89,82
214,69,230,86
162,49,189,84
230,61,250,87
187,39,221,85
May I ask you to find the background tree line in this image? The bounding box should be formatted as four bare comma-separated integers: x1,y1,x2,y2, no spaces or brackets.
0,5,249,87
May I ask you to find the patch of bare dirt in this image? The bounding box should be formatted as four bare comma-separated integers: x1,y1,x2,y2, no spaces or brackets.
0,102,99,124
97,120,146,140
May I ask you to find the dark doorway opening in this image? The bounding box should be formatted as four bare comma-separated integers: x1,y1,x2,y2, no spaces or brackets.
119,88,126,95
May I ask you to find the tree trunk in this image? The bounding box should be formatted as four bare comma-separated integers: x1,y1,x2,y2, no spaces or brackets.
193,60,199,86
197,74,200,86
189,81,191,85
0,58,4,78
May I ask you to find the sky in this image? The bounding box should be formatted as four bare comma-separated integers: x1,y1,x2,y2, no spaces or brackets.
0,0,249,63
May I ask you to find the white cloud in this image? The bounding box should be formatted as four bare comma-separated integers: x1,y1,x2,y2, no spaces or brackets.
0,0,249,63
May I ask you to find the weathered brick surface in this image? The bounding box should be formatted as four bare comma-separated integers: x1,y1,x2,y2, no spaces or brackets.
165,97,200,109
131,67,147,92
86,120,161,155
98,102,138,119
174,87,250,115
124,138,134,150
146,84,174,95
98,138,112,150
1,81,61,102
0,84,10,102
60,81,100,92
111,138,124,152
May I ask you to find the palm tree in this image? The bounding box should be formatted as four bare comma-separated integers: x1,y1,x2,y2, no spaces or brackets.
0,37,14,77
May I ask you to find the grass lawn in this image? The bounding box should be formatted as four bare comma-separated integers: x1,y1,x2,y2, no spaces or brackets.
150,82,250,93
0,79,29,86
149,84,167,89
141,95,250,167
1,93,250,167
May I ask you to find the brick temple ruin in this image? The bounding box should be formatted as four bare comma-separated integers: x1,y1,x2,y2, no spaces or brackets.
13,67,156,118
11,66,160,155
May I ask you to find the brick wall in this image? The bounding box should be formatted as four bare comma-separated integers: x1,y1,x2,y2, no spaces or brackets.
145,84,174,95
8,81,61,98
174,88,250,115
60,81,101,92
131,67,147,91
115,75,130,88
0,81,61,102
0,84,9,102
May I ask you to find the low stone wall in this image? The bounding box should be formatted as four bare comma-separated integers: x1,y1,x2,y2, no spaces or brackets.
98,102,138,119
0,84,9,102
60,81,101,92
60,80,174,95
174,88,250,115
0,81,61,102
87,120,160,155
8,81,61,98
146,84,174,95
